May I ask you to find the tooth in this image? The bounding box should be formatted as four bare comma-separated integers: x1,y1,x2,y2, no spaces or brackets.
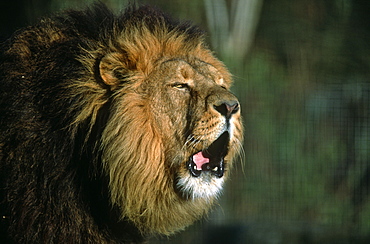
213,167,218,172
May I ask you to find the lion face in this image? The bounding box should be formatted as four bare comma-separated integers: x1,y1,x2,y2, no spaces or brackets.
144,58,242,200
1,4,242,240
95,18,243,235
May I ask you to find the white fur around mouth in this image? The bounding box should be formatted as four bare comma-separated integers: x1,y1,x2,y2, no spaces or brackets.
176,173,224,201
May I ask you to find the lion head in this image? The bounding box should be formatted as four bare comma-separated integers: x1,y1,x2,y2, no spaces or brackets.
72,6,243,236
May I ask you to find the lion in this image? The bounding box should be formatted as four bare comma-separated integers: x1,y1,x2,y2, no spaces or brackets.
0,3,243,243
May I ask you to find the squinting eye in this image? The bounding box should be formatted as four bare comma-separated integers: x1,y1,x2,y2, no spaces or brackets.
173,83,189,90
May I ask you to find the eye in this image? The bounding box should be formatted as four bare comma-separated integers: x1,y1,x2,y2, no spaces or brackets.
172,83,190,90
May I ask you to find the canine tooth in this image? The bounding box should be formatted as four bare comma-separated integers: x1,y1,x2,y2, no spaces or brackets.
213,167,218,172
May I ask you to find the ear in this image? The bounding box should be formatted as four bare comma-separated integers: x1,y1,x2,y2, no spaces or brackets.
99,52,128,87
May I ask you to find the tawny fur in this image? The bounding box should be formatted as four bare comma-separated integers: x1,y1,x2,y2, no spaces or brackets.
0,3,243,243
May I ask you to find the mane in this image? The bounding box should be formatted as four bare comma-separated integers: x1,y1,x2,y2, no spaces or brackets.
0,3,239,240
66,4,228,235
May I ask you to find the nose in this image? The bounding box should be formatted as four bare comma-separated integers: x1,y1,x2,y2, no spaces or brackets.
213,100,239,118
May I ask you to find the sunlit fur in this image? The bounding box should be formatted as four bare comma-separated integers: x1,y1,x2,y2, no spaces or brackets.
71,6,243,236
0,3,243,242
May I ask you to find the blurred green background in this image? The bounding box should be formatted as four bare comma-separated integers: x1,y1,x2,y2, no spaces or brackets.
1,0,369,243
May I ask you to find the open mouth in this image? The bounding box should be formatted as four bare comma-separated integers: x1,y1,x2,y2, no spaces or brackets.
187,131,230,178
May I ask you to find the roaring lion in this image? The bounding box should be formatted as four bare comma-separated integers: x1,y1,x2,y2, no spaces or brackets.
0,3,243,243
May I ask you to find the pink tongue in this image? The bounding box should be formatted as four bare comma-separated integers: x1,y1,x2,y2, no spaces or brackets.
193,151,210,170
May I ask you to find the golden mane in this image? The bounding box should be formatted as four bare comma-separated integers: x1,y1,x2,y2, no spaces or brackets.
0,4,242,241
65,10,237,235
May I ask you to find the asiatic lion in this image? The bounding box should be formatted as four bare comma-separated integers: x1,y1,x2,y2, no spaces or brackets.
0,3,243,243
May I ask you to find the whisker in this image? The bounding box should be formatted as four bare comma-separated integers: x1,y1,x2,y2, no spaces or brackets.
232,138,246,176
185,133,205,150
184,135,198,148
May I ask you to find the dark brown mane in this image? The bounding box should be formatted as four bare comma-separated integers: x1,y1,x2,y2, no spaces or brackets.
0,3,242,243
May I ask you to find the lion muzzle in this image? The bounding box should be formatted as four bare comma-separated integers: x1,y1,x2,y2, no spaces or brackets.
187,95,239,178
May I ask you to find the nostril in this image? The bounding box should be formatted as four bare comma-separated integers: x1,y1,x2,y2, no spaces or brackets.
213,101,239,118
229,102,239,114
